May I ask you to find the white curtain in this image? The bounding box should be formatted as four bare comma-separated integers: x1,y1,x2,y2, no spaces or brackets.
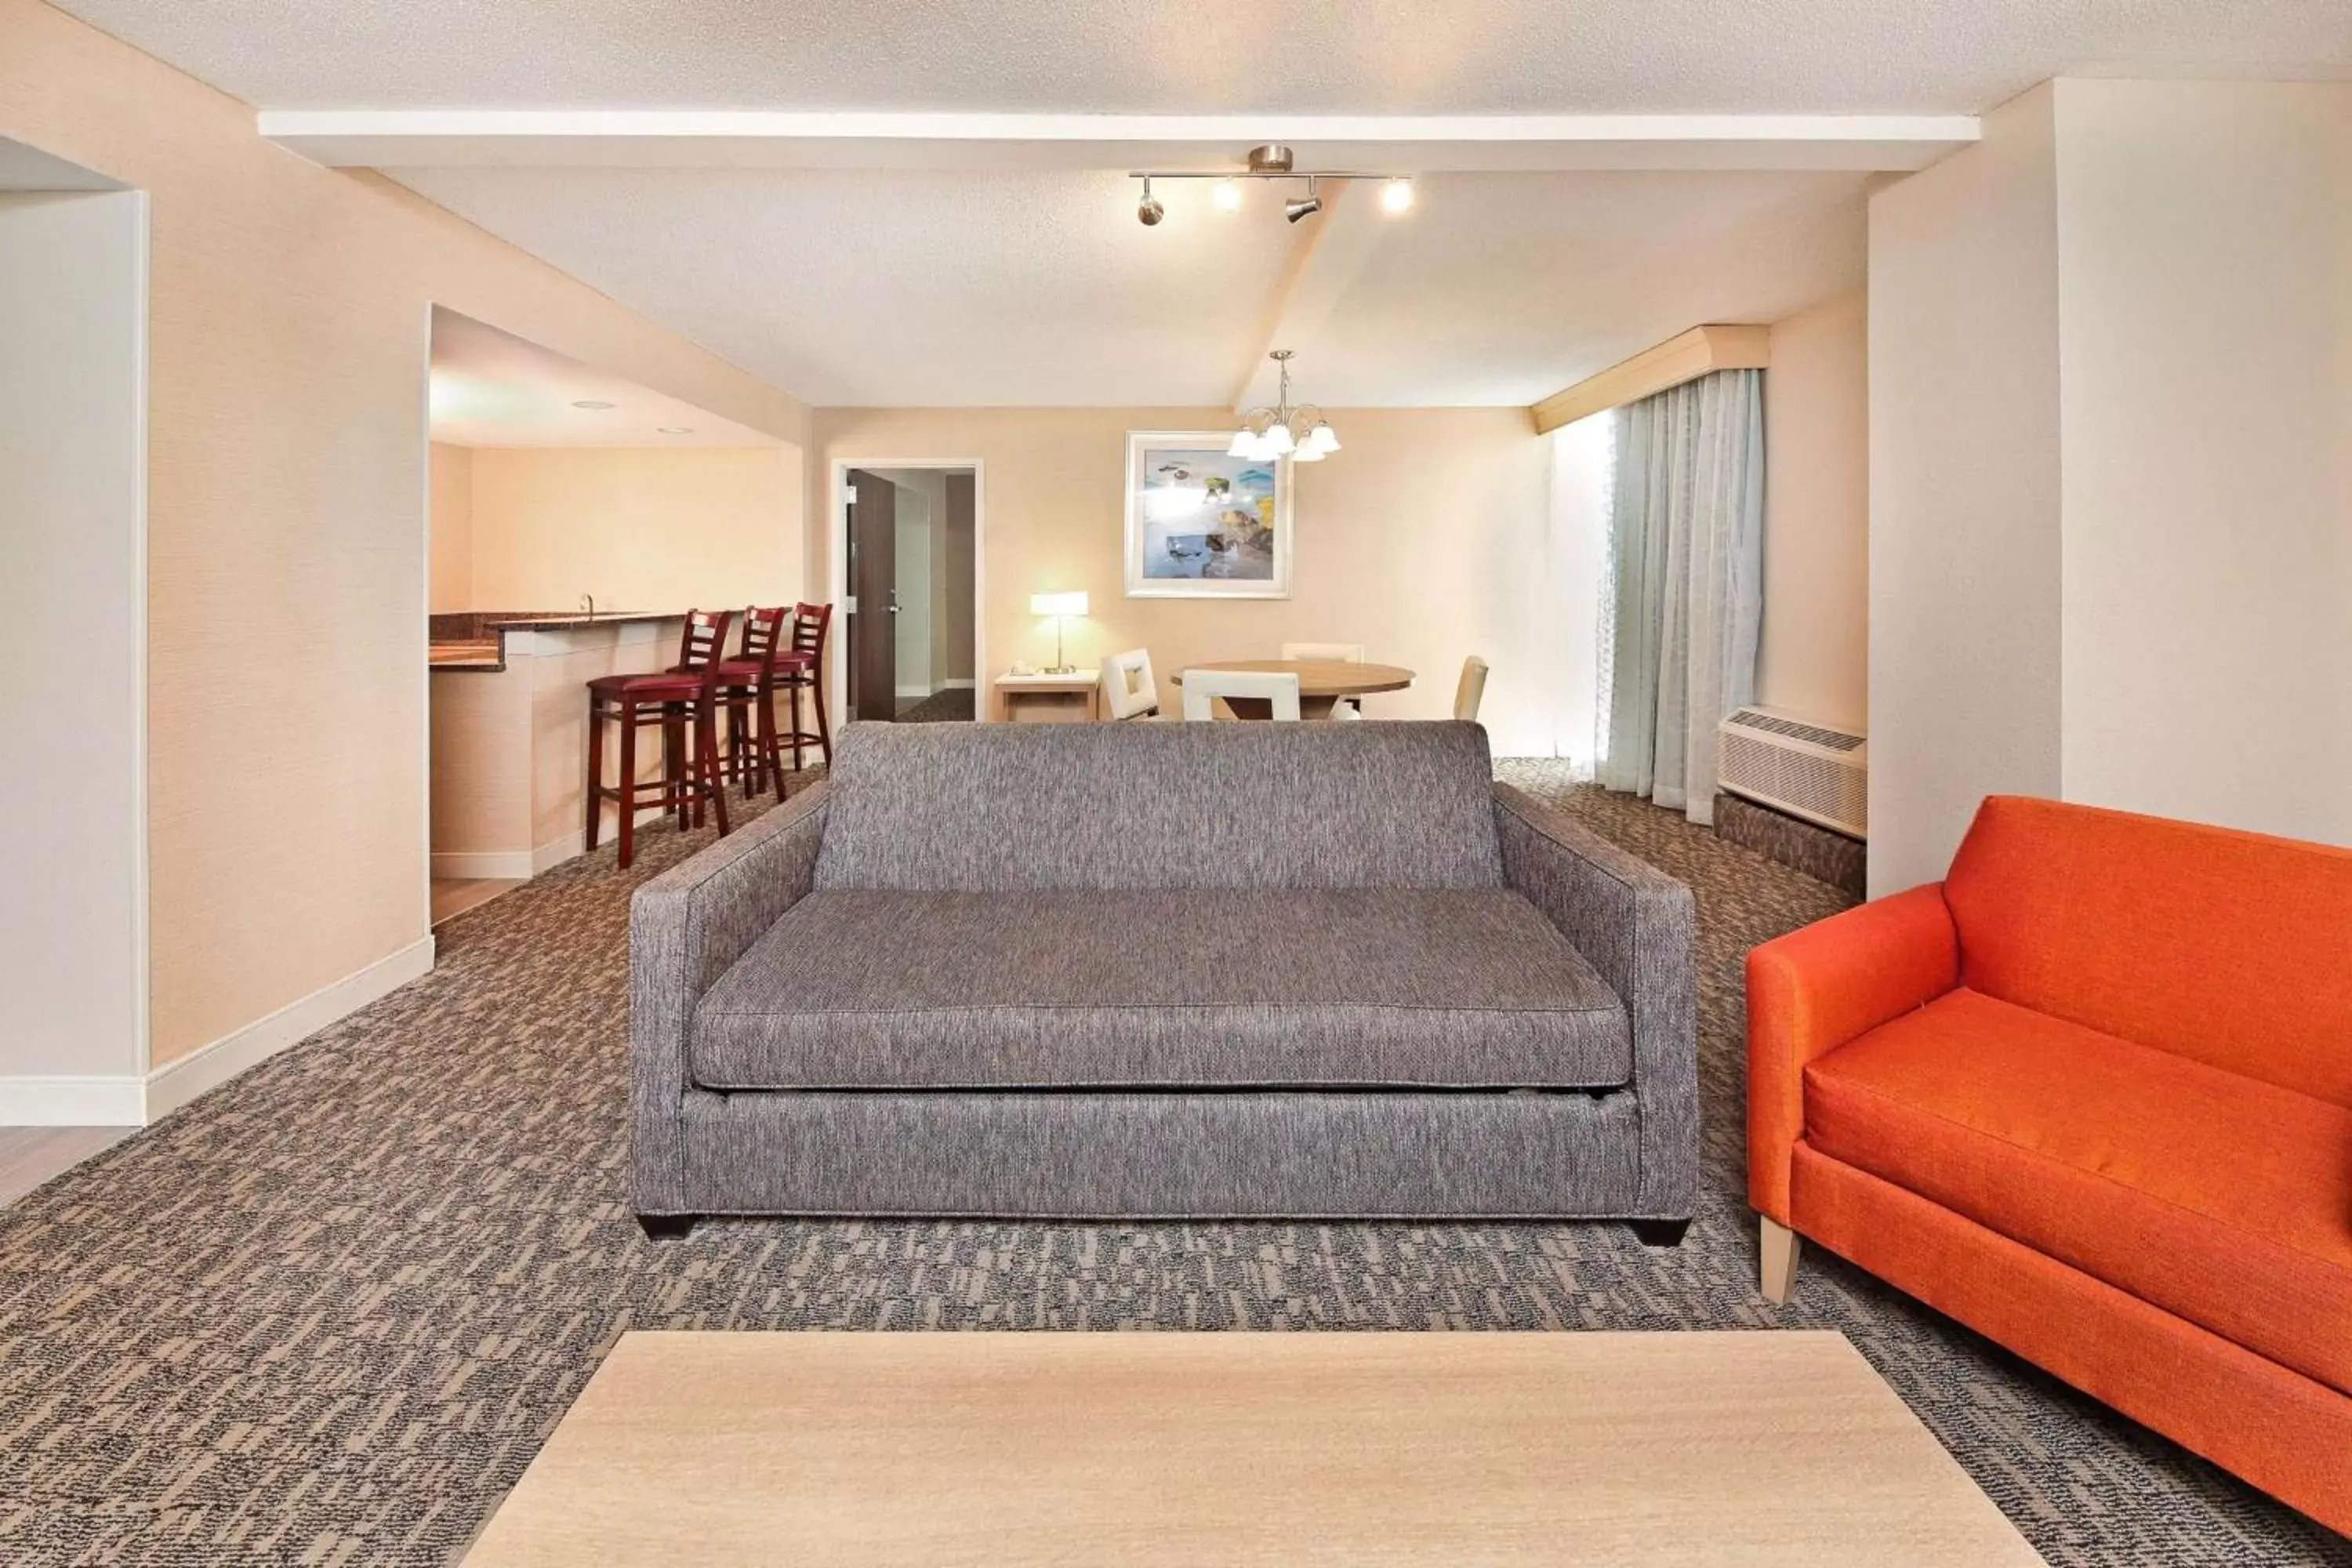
1598,368,1764,824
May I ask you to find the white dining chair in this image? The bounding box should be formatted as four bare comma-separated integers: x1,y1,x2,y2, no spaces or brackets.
1280,643,1366,717
1454,656,1490,723
1181,669,1302,722
1100,648,1163,720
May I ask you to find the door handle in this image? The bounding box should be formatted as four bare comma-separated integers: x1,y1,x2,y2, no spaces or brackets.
887,589,901,615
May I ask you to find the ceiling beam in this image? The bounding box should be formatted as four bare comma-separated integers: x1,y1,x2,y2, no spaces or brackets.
1231,180,1390,413
1529,325,1773,434
256,111,1978,172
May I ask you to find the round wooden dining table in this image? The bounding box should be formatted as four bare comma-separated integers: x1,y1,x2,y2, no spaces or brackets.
1171,659,1415,720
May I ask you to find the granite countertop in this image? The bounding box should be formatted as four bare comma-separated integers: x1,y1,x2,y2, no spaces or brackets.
429,611,683,673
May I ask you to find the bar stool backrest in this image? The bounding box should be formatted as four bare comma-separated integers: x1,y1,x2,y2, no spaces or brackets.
677,608,733,673
739,604,790,670
789,602,833,662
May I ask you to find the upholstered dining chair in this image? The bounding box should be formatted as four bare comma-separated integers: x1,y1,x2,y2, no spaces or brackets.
1180,669,1302,722
1454,656,1490,723
1100,648,1163,720
1281,641,1367,717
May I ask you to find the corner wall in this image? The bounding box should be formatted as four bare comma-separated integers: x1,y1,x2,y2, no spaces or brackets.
1867,78,2349,895
0,188,147,1120
2,0,808,1074
1759,289,1869,730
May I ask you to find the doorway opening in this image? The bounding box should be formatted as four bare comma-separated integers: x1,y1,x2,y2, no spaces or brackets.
837,463,982,722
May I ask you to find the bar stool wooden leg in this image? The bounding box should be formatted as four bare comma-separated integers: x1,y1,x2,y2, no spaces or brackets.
699,699,731,837
812,673,833,765
584,694,605,851
787,681,804,774
616,699,638,869
754,677,784,797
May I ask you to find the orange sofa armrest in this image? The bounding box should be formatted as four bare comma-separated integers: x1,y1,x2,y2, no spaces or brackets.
1746,883,1958,1222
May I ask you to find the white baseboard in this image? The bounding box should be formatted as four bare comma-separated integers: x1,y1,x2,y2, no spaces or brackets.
895,683,937,699
432,850,532,880
143,935,435,1123
0,1074,145,1126
942,678,976,690
533,829,585,875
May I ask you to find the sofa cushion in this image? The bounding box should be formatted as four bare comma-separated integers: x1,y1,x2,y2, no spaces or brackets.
691,888,1629,1091
1943,796,2352,1107
811,720,1504,892
1805,988,2352,1396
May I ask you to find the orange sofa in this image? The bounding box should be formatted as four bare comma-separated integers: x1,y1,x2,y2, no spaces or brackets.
1747,796,2352,1535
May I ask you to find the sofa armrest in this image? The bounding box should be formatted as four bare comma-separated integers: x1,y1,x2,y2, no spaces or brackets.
1745,883,1958,1224
1492,783,1698,1218
630,782,829,1214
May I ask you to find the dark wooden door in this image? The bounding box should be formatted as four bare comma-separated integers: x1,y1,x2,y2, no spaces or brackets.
847,469,897,720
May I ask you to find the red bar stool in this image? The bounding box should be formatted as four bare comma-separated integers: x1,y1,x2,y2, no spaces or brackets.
584,608,734,869
688,604,791,797
772,602,834,772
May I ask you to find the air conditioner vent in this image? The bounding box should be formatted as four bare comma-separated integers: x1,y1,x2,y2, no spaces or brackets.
1718,706,1867,840
1723,710,1864,753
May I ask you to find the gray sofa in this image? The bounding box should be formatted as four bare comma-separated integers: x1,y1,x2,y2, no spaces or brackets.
630,720,1696,1237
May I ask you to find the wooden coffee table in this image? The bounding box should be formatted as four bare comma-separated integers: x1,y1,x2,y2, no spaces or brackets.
464,1331,2044,1566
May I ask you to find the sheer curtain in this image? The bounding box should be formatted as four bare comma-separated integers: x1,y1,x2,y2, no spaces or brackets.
1598,368,1763,824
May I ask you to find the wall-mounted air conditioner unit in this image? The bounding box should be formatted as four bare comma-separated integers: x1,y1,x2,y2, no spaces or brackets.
1717,706,1867,839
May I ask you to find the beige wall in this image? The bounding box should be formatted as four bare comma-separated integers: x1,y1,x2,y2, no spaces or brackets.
1,0,808,1066
428,442,474,613
1868,78,2350,895
1759,289,1868,730
460,446,801,614
814,408,1568,755
1867,85,2065,895
2053,79,2350,847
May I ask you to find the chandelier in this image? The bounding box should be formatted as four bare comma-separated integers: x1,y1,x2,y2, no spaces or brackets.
1229,350,1340,463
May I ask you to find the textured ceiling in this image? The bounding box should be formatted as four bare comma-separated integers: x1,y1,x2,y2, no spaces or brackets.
397,169,1301,406
429,309,781,446
53,0,2345,408
397,166,1864,408
1308,172,1867,407
45,0,2352,114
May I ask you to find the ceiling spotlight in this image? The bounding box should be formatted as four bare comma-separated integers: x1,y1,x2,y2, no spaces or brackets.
1213,178,1243,212
1381,178,1415,214
571,399,615,410
1137,176,1164,227
655,426,693,435
1284,176,1323,225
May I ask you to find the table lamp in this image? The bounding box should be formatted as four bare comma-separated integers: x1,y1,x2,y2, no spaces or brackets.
1029,590,1088,674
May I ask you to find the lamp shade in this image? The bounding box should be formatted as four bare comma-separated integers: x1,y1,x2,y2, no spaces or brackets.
1029,591,1089,617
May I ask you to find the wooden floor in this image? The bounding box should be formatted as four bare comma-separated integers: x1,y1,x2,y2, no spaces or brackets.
432,877,523,924
464,1330,2046,1567
0,1126,133,1207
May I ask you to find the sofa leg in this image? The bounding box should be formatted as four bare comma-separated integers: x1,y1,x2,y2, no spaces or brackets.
1630,1218,1690,1247
1760,1215,1801,1304
637,1214,698,1241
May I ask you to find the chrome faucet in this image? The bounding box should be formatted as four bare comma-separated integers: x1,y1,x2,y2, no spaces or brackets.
579,593,596,621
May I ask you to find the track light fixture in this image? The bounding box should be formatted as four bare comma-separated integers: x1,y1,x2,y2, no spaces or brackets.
1131,145,1413,228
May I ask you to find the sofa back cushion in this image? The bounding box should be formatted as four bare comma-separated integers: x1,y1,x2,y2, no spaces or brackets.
814,720,1504,892
1943,796,2352,1107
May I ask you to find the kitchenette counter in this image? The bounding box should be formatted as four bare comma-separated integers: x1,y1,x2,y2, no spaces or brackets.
430,612,687,878
429,610,682,672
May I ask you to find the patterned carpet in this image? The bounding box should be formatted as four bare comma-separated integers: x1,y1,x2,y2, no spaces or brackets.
0,761,2343,1566
894,688,977,722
